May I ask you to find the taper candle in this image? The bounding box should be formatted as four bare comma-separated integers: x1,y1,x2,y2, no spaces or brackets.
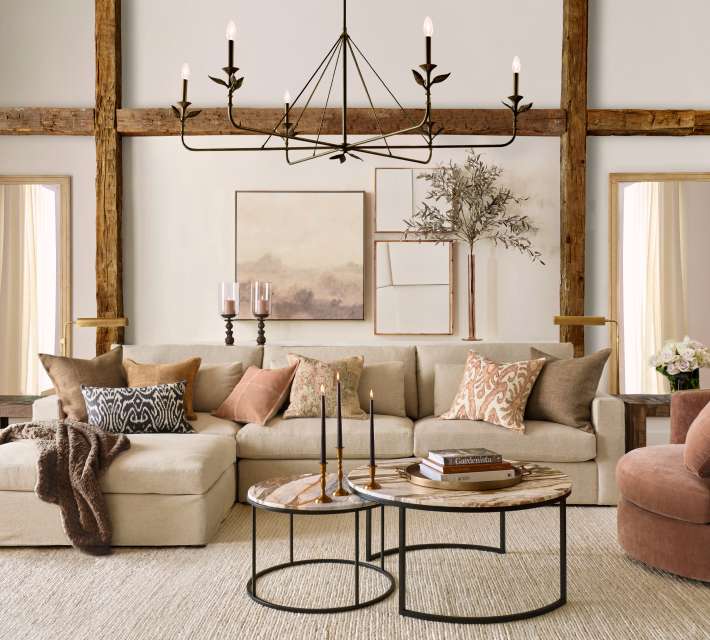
369,389,375,466
512,56,521,96
336,372,342,449
226,20,236,69
320,384,326,465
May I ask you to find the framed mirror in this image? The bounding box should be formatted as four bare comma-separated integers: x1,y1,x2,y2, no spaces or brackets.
0,176,71,394
609,173,710,394
374,240,453,335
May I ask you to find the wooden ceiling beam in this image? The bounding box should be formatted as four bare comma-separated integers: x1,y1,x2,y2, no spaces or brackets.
94,0,123,355
0,107,94,135
116,107,566,137
559,0,588,357
587,109,710,135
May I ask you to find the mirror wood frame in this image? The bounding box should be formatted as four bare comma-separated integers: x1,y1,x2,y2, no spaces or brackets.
373,239,454,336
0,175,72,357
608,172,710,394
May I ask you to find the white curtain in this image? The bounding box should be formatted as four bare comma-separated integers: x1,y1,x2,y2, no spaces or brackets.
0,184,57,394
622,181,687,393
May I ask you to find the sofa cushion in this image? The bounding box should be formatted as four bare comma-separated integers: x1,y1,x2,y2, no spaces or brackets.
191,412,240,438
434,364,464,416
617,445,710,524
193,361,243,412
359,361,407,417
416,343,574,418
264,345,418,419
413,417,596,462
0,433,236,495
236,414,414,459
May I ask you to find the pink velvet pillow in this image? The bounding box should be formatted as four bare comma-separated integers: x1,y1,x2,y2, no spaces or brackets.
684,400,710,477
213,364,298,426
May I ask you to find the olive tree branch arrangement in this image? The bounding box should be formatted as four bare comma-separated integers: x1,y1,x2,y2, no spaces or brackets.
404,150,545,264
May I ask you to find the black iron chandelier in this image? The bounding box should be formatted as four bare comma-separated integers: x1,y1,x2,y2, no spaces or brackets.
172,0,532,165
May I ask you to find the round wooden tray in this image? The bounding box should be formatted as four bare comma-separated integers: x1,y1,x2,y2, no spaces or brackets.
398,463,526,492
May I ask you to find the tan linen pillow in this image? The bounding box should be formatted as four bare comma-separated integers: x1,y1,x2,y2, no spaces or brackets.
525,347,611,429
213,363,298,426
441,351,545,432
358,361,406,417
39,347,126,422
193,362,243,412
124,357,201,420
434,363,466,417
283,354,366,419
684,400,710,477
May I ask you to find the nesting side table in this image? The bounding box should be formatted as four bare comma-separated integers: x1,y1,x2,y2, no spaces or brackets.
246,472,395,614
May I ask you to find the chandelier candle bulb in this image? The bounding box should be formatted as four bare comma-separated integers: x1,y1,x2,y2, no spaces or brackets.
423,16,433,65
512,56,521,95
180,62,190,102
226,21,236,69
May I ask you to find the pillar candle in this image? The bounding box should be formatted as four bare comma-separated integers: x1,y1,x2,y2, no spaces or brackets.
369,390,375,466
336,372,342,449
222,298,236,316
320,384,326,465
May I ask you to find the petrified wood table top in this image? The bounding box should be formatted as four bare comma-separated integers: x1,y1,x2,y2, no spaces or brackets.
248,472,375,512
347,459,572,510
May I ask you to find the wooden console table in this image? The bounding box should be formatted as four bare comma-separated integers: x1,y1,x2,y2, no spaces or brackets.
618,394,671,451
0,395,38,428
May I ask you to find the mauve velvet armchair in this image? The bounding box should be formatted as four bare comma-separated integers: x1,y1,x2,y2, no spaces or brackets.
616,389,710,582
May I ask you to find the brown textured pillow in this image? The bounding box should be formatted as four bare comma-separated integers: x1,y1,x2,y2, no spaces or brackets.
684,400,710,477
525,347,611,429
39,347,127,422
213,363,298,426
124,357,201,420
283,354,366,419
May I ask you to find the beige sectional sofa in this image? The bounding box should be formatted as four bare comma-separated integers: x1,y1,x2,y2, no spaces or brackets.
0,341,624,547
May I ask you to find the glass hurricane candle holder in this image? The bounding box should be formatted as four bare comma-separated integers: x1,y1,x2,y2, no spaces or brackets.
219,282,239,346
251,281,272,346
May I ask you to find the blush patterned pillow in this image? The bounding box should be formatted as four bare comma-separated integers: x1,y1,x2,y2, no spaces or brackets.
440,351,546,433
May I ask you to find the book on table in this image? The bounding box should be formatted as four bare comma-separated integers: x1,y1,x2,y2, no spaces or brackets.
419,448,514,482
427,448,503,466
418,463,516,483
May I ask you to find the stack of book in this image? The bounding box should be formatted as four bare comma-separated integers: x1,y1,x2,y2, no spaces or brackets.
419,448,515,483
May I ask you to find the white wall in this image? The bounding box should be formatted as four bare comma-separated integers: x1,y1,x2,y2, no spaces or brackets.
123,135,559,345
5,0,710,356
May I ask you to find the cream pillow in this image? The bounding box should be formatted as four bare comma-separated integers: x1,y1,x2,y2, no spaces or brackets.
283,354,366,419
434,363,465,417
358,361,406,417
441,351,545,432
193,362,243,413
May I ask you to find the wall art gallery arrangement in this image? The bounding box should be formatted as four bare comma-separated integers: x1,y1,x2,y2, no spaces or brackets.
235,191,365,321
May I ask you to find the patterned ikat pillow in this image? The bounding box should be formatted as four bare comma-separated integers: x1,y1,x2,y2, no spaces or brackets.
81,381,194,434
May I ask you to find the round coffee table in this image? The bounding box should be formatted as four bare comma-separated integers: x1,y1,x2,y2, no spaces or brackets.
347,459,572,624
246,472,396,614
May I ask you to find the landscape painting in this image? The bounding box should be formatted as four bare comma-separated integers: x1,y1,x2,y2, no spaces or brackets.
236,191,364,320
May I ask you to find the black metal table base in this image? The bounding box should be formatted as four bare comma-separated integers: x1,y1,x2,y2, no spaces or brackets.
246,505,396,614
362,498,567,624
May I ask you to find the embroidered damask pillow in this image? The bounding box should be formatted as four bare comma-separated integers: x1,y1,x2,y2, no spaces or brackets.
283,354,366,419
441,351,545,433
81,382,194,434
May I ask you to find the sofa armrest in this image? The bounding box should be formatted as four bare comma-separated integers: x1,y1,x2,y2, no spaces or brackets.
591,394,625,505
32,395,63,421
670,389,710,444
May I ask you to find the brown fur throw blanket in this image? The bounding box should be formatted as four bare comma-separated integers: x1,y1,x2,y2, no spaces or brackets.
0,420,130,555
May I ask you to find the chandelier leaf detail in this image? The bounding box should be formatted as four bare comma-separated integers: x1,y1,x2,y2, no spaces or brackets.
172,0,532,165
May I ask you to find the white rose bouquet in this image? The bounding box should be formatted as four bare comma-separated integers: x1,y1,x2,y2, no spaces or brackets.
650,336,710,391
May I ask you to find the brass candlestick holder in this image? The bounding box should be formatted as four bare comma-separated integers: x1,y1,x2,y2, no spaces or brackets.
333,447,349,497
365,463,381,490
314,462,333,504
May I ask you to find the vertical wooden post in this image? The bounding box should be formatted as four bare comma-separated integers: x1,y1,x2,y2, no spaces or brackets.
95,0,123,354
560,0,588,356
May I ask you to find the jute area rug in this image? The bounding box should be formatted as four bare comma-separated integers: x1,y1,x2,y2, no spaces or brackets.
1,505,708,640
